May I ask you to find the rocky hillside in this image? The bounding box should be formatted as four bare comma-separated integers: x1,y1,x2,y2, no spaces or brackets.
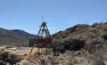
52,22,107,53
0,28,36,46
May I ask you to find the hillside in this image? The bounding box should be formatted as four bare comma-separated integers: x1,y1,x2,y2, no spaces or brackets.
0,28,35,36
0,28,36,46
52,22,107,53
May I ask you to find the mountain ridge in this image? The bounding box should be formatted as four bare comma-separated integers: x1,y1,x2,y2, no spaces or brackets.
0,27,36,46
0,27,35,36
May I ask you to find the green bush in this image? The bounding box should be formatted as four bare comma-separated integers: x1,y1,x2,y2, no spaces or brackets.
65,61,73,65
48,55,53,60
35,52,41,54
1,51,10,58
10,54,18,60
23,62,32,65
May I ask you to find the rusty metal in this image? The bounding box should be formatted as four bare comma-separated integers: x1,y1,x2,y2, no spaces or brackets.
30,22,52,54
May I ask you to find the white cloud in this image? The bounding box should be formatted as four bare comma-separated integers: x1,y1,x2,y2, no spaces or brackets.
48,27,57,29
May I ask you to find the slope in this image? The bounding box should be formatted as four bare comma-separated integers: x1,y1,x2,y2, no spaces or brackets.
52,22,107,53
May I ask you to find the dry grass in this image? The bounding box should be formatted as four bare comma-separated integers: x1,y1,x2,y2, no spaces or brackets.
23,62,33,65
87,49,106,65
48,55,53,60
75,62,90,65
65,61,73,65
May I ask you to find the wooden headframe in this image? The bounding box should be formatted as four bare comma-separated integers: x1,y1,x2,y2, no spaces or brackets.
30,22,52,54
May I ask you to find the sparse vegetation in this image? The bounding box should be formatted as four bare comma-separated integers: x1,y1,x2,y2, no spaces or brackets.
0,49,2,55
15,56,24,62
10,54,18,60
87,48,106,65
35,52,41,54
23,62,33,65
52,22,107,54
65,61,73,65
0,50,24,64
40,58,47,65
48,55,53,60
1,51,10,58
74,51,81,56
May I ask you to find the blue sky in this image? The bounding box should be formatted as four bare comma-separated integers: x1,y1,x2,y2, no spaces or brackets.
0,0,107,35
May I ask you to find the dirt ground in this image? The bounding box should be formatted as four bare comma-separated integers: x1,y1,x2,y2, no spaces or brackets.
4,47,47,55
0,47,50,65
1,46,107,65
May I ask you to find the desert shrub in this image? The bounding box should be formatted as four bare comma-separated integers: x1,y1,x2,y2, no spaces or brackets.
51,59,59,65
10,54,18,60
77,62,90,65
48,55,53,60
24,54,28,56
55,35,61,39
15,56,24,62
40,58,47,65
81,48,85,52
102,33,107,40
23,62,32,65
52,34,57,38
1,51,23,64
58,57,64,63
74,51,81,56
92,58,105,65
52,39,64,47
92,22,98,28
93,50,105,65
77,59,83,64
9,54,23,64
65,61,73,65
69,39,85,51
0,49,2,55
58,57,63,60
52,39,64,53
70,58,77,64
1,51,10,58
35,52,41,54
88,49,105,65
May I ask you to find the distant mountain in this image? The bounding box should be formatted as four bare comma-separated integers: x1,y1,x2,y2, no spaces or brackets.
0,28,36,46
0,28,35,37
11,29,35,36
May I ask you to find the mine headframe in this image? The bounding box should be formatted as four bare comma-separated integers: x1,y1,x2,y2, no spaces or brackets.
30,22,52,54
37,22,52,45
